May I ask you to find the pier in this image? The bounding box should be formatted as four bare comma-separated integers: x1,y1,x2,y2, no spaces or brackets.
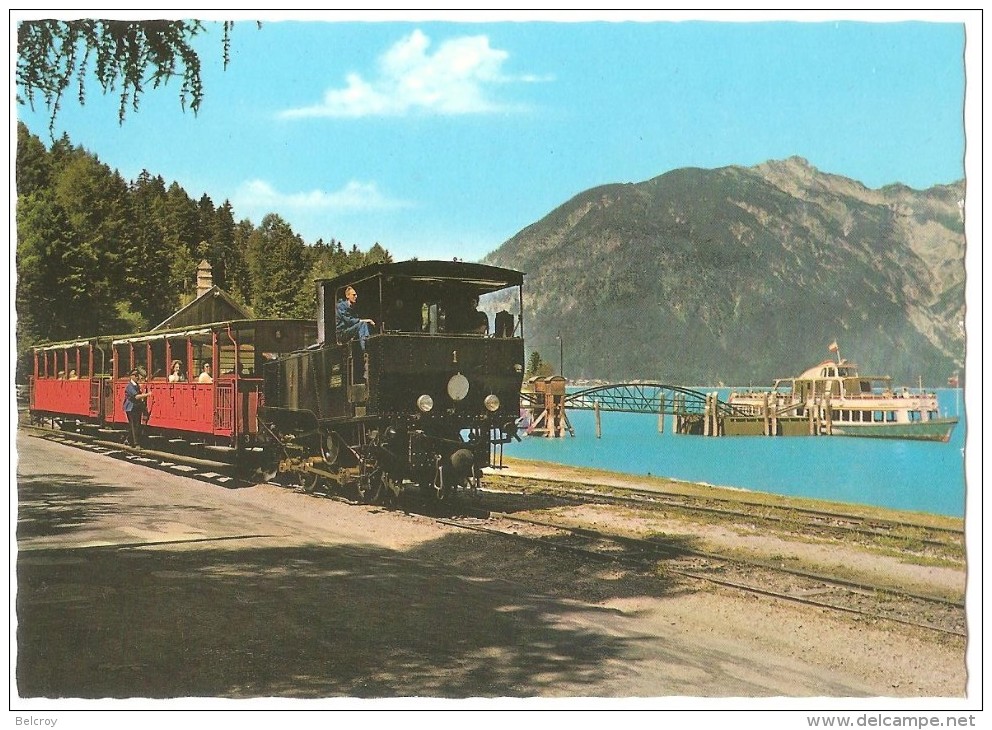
521,378,742,438
520,379,838,438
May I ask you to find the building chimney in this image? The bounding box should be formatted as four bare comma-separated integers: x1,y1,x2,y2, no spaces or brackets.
196,259,213,299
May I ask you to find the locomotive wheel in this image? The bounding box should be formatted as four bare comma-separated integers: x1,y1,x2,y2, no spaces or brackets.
370,474,398,508
296,470,322,494
357,470,394,506
248,453,279,484
320,430,340,465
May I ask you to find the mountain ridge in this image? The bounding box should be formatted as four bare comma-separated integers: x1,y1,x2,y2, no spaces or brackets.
484,157,965,386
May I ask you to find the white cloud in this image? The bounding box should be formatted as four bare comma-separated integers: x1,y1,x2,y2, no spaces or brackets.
236,179,412,213
280,29,545,118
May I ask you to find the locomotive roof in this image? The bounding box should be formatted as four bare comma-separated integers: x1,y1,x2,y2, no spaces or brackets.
318,260,524,291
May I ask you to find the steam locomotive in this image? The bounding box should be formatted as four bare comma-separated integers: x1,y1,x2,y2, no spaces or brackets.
27,260,526,504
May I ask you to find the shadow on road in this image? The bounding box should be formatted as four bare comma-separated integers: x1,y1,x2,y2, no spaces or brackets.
15,468,705,700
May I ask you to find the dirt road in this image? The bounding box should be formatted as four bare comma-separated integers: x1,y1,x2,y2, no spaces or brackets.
13,431,968,702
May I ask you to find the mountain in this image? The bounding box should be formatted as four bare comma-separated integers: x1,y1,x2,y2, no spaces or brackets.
484,157,965,387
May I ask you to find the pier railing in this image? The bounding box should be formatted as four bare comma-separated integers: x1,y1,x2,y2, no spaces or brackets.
520,382,746,437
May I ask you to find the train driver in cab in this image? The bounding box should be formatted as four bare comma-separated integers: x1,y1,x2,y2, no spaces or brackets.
336,285,375,350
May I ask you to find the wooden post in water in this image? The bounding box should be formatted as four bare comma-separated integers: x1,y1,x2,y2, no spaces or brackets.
762,392,770,436
549,397,556,438
707,392,720,437
594,400,601,438
703,394,711,436
658,393,665,433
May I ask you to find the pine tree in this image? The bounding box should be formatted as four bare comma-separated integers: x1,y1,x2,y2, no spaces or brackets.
246,213,309,318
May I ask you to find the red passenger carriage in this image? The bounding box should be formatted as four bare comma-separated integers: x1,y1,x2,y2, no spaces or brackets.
30,319,316,460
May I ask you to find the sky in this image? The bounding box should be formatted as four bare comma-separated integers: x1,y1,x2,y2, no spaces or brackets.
12,10,975,264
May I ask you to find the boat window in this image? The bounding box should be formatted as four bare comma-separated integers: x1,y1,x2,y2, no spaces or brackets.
886,411,896,422
873,411,884,422
909,410,922,423
841,411,850,422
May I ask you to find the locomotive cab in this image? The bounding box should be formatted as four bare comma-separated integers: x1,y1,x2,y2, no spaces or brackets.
262,260,526,503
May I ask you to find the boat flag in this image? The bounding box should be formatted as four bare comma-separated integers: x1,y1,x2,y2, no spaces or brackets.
828,340,839,353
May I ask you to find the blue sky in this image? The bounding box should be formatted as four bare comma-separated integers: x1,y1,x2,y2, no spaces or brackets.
14,11,973,263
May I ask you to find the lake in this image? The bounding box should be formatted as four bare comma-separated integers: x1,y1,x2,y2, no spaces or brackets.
503,389,967,517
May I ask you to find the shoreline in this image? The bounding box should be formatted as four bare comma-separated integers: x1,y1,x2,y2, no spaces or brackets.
487,455,964,530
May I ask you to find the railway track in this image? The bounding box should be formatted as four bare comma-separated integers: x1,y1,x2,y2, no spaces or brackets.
21,425,490,517
21,425,250,488
438,512,967,638
482,474,965,559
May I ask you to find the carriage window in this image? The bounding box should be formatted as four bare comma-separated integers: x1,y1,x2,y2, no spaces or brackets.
191,335,213,380
218,342,238,375
137,343,152,377
93,346,111,376
166,337,189,381
116,347,132,378
150,339,168,379
239,344,256,376
77,347,90,377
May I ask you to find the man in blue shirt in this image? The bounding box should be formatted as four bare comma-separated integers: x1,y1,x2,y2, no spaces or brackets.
336,285,376,350
123,368,151,448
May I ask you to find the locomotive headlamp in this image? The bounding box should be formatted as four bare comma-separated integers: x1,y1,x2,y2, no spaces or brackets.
484,394,501,412
416,394,434,412
447,373,470,401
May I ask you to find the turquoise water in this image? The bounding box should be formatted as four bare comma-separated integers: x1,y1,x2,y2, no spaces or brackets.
504,390,967,517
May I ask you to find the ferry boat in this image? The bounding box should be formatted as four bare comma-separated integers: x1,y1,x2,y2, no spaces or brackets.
727,356,958,442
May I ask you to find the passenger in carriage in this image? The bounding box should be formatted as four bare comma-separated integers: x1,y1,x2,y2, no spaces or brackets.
168,360,186,383
197,361,213,383
68,369,79,380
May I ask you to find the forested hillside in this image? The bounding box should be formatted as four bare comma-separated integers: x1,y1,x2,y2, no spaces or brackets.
14,122,391,379
486,157,965,387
